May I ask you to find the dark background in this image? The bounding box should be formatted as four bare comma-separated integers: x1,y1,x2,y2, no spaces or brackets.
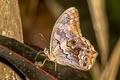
18,0,120,80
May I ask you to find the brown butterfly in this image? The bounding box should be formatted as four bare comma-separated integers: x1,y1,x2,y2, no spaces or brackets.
44,7,98,71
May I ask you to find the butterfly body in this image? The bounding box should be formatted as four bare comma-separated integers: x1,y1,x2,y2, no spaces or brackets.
44,7,98,71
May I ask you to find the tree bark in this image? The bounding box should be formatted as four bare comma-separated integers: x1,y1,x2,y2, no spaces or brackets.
0,0,23,79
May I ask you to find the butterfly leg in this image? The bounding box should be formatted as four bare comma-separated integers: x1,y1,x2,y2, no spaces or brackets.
55,62,57,71
35,48,51,67
34,50,44,62
34,50,48,67
41,58,48,67
35,58,49,67
35,58,46,67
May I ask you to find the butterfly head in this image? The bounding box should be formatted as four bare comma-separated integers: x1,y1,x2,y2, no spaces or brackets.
66,37,98,70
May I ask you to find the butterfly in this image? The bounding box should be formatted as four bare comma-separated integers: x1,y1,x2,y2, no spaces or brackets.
44,7,98,71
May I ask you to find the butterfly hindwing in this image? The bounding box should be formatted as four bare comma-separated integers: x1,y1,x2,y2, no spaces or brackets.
47,7,98,70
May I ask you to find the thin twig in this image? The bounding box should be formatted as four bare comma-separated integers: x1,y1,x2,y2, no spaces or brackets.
100,38,120,80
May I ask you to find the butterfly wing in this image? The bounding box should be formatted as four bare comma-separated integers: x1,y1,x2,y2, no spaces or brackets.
49,7,98,70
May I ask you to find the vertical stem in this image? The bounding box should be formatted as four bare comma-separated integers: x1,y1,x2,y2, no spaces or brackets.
0,0,23,42
0,0,23,79
87,0,109,67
